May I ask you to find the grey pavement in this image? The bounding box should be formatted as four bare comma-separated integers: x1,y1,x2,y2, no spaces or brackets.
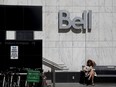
54,83,116,87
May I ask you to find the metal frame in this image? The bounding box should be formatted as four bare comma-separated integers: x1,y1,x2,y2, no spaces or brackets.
43,57,68,87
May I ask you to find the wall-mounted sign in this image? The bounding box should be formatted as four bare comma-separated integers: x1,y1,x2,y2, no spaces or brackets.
10,46,18,59
58,10,92,33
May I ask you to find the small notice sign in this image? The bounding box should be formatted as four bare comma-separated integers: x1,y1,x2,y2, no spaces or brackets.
27,70,40,83
10,46,18,59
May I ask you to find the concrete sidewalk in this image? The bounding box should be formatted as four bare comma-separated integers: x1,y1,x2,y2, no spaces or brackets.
54,83,116,87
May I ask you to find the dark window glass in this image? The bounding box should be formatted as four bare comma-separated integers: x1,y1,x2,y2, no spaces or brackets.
24,6,42,30
5,6,23,30
0,5,5,30
0,5,42,31
0,40,42,68
16,31,33,40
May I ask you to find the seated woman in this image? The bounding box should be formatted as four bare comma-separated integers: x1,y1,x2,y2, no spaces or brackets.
83,59,96,86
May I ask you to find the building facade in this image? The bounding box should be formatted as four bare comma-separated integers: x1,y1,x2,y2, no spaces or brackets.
1,0,116,72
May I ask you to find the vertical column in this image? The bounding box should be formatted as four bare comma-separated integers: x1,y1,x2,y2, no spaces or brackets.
52,67,55,87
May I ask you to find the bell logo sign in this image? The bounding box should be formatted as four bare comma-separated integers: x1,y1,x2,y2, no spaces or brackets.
58,10,92,33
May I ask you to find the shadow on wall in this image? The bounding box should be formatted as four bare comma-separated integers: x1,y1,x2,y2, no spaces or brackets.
58,28,91,34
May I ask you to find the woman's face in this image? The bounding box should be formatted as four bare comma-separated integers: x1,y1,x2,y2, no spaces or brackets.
88,61,92,66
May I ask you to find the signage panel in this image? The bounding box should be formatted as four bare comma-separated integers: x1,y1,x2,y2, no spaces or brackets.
10,46,18,59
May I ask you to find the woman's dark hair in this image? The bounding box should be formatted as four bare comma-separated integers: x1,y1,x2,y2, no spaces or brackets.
87,59,94,67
